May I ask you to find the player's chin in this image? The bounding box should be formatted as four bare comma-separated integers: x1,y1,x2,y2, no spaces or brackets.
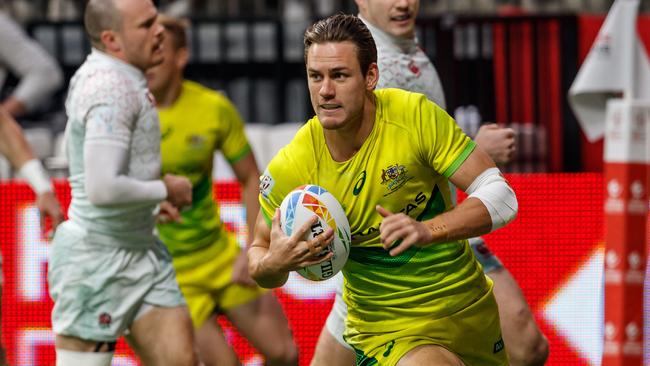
149,55,165,68
390,23,415,38
319,118,346,131
318,111,346,129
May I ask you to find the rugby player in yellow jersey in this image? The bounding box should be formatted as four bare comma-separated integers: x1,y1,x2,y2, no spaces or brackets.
249,14,518,366
311,1,548,366
147,15,298,366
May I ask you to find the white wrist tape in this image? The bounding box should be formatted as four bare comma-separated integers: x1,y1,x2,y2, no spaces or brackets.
466,167,518,231
17,159,53,195
56,349,114,366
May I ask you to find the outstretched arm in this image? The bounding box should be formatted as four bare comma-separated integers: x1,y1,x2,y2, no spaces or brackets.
0,14,63,117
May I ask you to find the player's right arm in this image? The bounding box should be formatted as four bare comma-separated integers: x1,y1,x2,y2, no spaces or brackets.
83,121,191,207
0,14,63,117
248,209,333,289
79,73,191,208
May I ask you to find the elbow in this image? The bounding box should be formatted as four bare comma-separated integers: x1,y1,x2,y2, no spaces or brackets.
469,178,518,231
86,182,116,206
43,67,64,92
491,188,518,230
86,188,111,206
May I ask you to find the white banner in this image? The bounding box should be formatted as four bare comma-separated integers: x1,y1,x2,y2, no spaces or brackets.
568,0,650,142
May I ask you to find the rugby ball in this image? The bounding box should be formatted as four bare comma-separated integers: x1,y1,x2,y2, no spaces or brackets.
279,185,351,281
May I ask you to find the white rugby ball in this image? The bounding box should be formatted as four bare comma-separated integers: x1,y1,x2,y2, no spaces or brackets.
279,184,351,281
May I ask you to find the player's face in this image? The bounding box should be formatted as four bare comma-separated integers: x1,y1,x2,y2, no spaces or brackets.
358,0,419,38
113,0,165,71
146,29,181,95
306,41,373,131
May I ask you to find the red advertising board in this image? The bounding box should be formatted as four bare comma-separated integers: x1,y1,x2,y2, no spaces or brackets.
0,173,635,365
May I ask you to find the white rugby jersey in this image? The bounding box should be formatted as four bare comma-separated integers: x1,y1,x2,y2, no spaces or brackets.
361,15,446,109
64,49,164,247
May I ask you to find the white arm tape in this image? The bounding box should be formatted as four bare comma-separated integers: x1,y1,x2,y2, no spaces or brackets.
17,159,53,195
466,167,518,231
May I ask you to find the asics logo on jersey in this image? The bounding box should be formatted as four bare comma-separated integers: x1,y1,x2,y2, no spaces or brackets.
493,338,505,353
353,171,366,196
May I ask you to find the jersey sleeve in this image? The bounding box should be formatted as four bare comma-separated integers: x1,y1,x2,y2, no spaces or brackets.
215,95,251,164
414,95,475,177
258,147,301,227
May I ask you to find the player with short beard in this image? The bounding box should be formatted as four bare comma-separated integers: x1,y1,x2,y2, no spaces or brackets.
47,1,199,364
310,2,548,366
249,14,517,366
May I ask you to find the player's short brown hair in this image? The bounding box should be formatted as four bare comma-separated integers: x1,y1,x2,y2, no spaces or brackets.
158,14,189,50
303,13,377,76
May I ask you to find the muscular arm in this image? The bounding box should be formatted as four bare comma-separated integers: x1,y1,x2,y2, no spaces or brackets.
379,147,517,256
0,14,63,117
427,147,497,241
84,143,167,205
248,211,290,288
83,105,167,206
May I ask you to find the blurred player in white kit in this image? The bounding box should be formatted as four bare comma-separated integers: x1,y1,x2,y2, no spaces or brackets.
47,0,200,364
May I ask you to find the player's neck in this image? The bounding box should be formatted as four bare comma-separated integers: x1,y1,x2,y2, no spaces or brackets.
324,93,376,162
153,77,183,108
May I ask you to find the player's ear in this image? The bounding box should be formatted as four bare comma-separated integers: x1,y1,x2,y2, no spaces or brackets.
176,47,189,69
365,62,379,90
100,29,121,53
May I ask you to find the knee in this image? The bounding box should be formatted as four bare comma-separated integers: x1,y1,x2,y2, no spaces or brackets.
508,332,549,366
264,340,299,366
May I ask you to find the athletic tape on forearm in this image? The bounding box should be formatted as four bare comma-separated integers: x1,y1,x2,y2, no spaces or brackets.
424,217,449,244
466,167,518,231
17,159,53,195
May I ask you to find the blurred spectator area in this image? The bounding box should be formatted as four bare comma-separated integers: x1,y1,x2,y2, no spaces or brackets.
2,1,649,22
21,14,584,174
1,8,649,181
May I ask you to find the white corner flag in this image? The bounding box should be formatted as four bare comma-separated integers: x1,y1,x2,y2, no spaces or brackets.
568,0,650,142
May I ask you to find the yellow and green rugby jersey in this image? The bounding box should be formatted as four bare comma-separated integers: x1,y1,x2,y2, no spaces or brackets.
259,88,489,341
158,80,251,256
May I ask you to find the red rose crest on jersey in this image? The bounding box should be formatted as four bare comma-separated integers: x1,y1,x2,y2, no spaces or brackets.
407,60,420,76
98,312,112,327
